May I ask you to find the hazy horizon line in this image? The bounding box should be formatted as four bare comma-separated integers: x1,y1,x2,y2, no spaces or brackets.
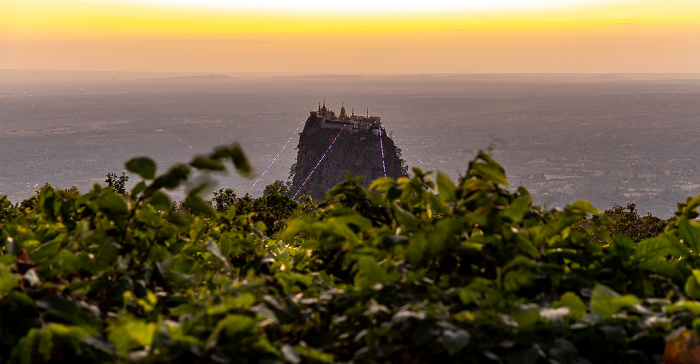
3,68,700,82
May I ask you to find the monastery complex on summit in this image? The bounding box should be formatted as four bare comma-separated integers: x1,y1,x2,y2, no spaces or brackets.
310,101,383,134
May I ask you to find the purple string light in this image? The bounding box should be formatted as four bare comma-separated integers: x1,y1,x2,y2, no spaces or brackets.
379,128,387,179
293,127,344,199
251,119,306,189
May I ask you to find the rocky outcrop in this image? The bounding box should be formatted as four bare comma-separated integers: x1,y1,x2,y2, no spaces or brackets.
290,115,407,200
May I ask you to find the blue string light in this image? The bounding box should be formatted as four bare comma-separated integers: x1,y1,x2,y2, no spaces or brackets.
251,119,306,189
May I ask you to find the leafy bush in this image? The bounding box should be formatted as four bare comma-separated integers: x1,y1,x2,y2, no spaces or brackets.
577,203,669,244
2,146,700,363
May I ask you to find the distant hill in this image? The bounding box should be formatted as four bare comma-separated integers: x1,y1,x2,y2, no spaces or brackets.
381,73,639,83
148,74,235,81
271,74,364,80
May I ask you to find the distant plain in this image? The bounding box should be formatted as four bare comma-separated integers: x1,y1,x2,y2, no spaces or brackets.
1,71,699,217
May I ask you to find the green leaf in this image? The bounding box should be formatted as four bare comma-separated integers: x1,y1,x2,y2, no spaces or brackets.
429,193,452,215
125,157,157,180
458,278,495,305
136,206,162,224
206,240,229,267
354,256,399,289
369,177,395,192
428,218,460,257
502,256,536,292
590,283,639,319
500,194,531,223
97,192,128,215
639,260,685,283
684,195,700,216
516,236,540,259
47,323,92,340
0,264,19,296
666,301,700,315
10,325,90,363
151,164,191,190
331,214,373,231
212,144,251,176
206,293,256,315
512,304,540,330
206,314,256,349
537,200,597,244
11,327,52,363
634,234,689,261
553,292,587,321
436,173,457,203
130,181,147,196
36,296,92,326
470,163,508,186
392,204,419,230
294,346,334,363
170,211,194,228
40,189,58,222
570,200,599,214
10,291,35,307
679,218,700,254
149,191,172,211
406,233,428,265
107,316,157,356
685,270,700,300
39,328,54,360
470,151,508,186
219,232,231,256
31,241,61,261
231,149,251,175
185,195,216,218
190,156,226,171
610,235,634,262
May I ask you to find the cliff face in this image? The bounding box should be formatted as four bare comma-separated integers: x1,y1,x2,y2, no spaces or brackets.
290,115,407,200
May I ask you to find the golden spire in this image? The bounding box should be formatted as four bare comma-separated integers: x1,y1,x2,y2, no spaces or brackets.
321,99,327,114
340,101,347,119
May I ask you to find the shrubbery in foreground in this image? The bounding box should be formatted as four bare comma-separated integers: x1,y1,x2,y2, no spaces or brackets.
2,145,700,363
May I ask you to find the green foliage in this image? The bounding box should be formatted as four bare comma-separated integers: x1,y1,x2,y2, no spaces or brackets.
125,157,157,180
578,203,668,244
105,172,129,195
589,283,640,319
212,188,237,213
210,181,301,234
263,180,290,197
2,146,700,363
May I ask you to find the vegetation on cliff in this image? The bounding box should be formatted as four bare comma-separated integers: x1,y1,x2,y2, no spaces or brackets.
2,144,700,363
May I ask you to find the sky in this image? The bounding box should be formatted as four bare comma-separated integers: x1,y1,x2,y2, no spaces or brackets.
1,0,699,74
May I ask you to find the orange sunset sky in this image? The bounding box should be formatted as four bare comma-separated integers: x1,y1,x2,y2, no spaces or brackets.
1,0,699,74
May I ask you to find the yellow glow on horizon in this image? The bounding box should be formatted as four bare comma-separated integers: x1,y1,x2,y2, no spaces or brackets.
105,0,637,14
1,0,699,73
2,0,699,41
